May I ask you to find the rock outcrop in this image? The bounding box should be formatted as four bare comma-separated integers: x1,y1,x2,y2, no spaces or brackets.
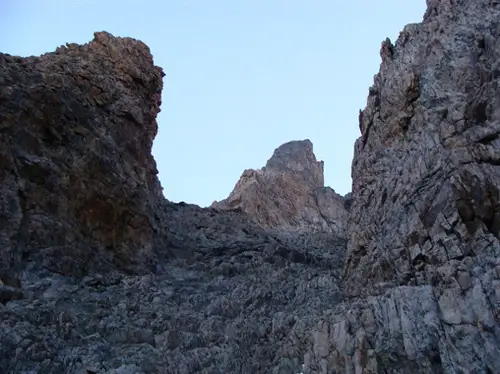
2,0,500,372
304,1,500,372
0,32,346,374
1,198,346,374
0,31,166,279
212,140,348,236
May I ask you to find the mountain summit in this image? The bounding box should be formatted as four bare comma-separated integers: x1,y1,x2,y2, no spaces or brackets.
211,139,348,235
264,139,324,187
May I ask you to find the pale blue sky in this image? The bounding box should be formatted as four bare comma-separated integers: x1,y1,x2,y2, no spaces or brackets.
1,1,426,207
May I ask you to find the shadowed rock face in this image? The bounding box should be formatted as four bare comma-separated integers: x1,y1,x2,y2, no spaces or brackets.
0,31,165,276
2,1,500,373
212,140,349,235
304,1,500,372
0,33,347,374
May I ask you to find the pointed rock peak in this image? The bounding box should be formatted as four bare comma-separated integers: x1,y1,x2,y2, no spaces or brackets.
212,139,347,234
264,139,324,187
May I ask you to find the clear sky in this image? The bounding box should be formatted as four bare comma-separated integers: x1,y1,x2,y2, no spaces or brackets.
1,1,426,207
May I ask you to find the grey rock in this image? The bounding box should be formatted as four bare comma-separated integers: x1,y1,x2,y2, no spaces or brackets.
306,0,500,372
0,285,23,304
2,1,500,373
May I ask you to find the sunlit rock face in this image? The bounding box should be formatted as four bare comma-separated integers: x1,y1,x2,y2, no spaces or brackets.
212,139,349,236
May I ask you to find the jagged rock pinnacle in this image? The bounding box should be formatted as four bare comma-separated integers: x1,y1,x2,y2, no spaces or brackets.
264,139,325,188
212,139,347,234
0,30,166,275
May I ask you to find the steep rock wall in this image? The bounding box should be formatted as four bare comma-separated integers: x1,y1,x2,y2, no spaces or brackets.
3,2,500,372
0,31,166,277
305,1,500,372
0,34,347,374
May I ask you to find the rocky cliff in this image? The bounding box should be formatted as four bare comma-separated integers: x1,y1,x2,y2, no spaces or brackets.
0,31,166,280
2,0,500,373
212,139,348,236
0,32,346,374
305,0,500,372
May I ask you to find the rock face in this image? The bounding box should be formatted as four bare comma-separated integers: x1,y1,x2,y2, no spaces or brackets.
304,1,500,373
3,1,500,372
1,199,347,374
0,31,166,278
212,140,348,236
0,33,346,374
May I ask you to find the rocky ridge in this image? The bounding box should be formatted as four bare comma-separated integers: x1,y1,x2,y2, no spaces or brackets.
212,139,349,236
1,0,500,373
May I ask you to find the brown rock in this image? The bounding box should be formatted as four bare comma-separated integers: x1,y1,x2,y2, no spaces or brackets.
0,31,166,276
3,1,500,371
212,140,348,235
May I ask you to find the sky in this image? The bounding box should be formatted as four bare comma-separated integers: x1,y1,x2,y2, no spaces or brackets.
1,1,426,207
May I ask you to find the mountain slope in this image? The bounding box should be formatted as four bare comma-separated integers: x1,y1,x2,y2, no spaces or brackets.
0,32,346,374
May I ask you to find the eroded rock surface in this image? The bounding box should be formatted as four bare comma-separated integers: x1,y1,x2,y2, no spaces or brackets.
0,31,165,277
304,0,500,372
212,140,349,236
0,32,346,374
3,0,500,372
1,201,346,374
